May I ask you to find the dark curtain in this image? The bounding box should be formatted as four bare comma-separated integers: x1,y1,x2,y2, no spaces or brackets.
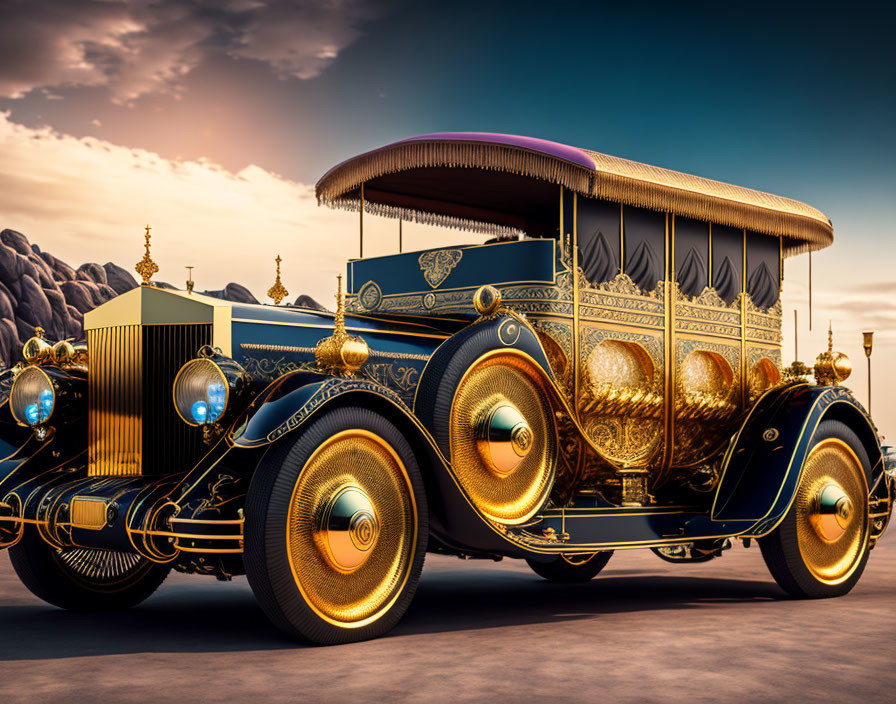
624,206,665,292
746,230,780,309
577,198,621,285
711,224,743,304
674,216,709,297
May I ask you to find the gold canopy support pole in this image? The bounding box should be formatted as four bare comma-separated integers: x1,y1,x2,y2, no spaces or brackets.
794,309,799,360
741,229,747,409
572,190,580,417
808,250,813,331
398,218,403,253
359,182,365,259
661,213,675,472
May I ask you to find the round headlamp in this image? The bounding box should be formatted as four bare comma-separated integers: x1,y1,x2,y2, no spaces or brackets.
173,354,247,426
10,367,56,427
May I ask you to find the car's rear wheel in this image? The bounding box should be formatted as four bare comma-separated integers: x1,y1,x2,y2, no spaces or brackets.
8,528,169,610
526,551,613,583
759,420,871,598
244,405,428,645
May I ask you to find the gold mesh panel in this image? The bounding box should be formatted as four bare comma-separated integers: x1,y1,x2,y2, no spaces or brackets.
449,355,556,524
286,430,417,626
88,326,142,476
795,439,868,584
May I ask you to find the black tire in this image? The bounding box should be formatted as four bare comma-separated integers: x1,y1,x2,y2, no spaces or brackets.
759,420,872,598
8,529,169,610
244,405,428,645
526,551,613,583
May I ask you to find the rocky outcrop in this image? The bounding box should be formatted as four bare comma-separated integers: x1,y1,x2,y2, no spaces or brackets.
1,228,296,371
294,294,326,311
202,283,258,304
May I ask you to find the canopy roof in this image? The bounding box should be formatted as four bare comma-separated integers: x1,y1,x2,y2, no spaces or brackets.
316,132,833,256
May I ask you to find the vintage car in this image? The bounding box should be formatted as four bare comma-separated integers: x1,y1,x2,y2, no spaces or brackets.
0,133,892,644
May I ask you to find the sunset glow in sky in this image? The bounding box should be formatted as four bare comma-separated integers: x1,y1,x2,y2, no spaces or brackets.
0,0,894,433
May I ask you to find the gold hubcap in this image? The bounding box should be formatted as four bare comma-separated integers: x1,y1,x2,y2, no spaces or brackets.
475,402,533,476
450,354,556,525
286,430,417,627
796,438,868,584
809,482,854,543
314,485,381,573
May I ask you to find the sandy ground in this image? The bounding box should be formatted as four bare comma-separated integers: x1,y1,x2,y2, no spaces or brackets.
0,536,894,703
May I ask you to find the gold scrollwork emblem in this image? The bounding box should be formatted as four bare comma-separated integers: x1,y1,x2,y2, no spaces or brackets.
419,249,462,288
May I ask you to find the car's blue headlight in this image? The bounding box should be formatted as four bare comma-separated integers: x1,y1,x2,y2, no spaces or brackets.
173,353,247,427
10,367,56,426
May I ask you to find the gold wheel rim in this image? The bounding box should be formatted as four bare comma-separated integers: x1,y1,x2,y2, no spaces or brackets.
286,429,417,628
449,354,556,524
560,553,596,567
796,438,868,585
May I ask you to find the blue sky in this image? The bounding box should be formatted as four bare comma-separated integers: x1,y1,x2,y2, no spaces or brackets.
0,0,894,429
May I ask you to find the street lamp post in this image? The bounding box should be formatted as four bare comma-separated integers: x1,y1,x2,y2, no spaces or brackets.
862,331,874,413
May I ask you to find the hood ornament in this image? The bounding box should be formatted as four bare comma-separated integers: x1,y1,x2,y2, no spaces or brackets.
267,254,289,305
315,275,369,375
135,224,159,286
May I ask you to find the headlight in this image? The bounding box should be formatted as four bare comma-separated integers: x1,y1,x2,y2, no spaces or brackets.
10,367,56,426
173,352,248,426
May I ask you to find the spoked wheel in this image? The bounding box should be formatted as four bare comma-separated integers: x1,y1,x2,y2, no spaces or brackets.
526,551,613,583
8,528,169,610
759,420,871,598
245,406,428,645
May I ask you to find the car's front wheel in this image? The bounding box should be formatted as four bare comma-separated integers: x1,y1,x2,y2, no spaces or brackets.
8,529,169,610
759,420,871,598
244,405,428,644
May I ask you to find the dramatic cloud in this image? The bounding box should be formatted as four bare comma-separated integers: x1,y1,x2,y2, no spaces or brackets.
0,112,453,302
0,1,383,103
0,109,891,433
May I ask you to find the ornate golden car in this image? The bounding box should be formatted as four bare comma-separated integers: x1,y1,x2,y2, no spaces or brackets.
0,133,891,644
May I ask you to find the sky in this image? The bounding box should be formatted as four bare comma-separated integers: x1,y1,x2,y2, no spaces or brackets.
0,0,894,432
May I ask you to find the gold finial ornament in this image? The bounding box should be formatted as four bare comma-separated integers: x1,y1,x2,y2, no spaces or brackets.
814,322,851,386
22,326,52,364
315,275,369,375
135,224,159,285
186,266,195,294
267,254,289,305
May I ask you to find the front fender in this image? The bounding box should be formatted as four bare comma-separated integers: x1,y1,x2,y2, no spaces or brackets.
711,383,883,538
232,371,434,450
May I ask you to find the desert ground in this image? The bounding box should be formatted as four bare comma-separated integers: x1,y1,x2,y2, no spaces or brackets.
1,537,894,703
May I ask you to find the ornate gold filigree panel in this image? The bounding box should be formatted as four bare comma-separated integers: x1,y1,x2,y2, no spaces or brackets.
747,346,783,402
577,327,664,467
673,340,741,467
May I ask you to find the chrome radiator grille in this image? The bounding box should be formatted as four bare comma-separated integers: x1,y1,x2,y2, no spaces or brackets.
88,324,212,476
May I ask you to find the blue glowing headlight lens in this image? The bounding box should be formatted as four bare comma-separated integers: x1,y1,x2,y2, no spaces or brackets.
39,388,54,420
24,403,40,425
191,401,209,423
174,358,233,426
207,382,226,422
10,367,55,426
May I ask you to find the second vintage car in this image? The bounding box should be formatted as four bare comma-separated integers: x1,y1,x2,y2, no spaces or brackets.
0,132,891,644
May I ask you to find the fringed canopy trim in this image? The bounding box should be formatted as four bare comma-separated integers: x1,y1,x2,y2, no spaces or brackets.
315,133,833,256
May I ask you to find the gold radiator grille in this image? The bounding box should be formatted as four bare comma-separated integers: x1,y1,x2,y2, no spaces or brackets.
88,324,211,476
89,325,142,476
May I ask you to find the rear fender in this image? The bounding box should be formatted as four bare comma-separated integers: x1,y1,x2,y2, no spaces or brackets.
711,383,882,538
